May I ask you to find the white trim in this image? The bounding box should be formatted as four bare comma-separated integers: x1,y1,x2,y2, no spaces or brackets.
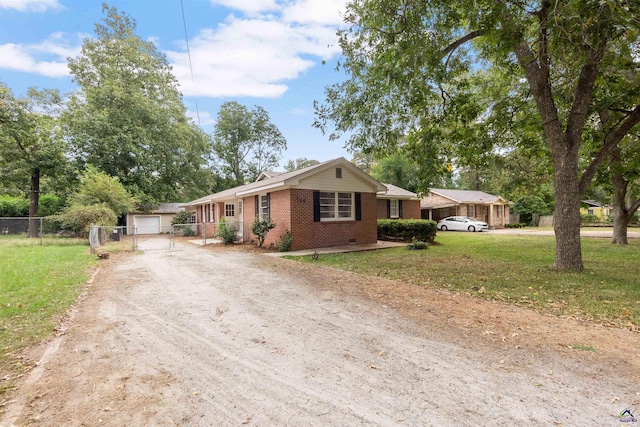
320,191,354,222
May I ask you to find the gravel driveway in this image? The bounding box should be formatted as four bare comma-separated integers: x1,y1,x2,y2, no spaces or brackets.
2,237,638,426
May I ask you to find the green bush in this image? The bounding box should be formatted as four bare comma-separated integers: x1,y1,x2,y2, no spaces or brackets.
277,229,292,252
377,219,437,243
0,195,29,217
37,194,64,217
216,218,238,244
171,210,196,236
250,217,276,248
51,203,117,237
406,237,429,250
505,223,526,228
580,214,600,224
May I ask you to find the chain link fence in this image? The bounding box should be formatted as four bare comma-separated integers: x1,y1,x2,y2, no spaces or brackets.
0,217,72,245
88,223,210,253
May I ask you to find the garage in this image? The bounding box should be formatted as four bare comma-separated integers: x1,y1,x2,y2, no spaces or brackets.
134,215,161,234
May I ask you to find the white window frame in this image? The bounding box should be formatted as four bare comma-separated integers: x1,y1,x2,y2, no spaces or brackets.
389,199,399,218
320,191,354,221
225,203,235,218
260,194,269,219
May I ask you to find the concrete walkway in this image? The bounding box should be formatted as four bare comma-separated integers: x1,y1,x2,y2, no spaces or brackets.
264,240,407,257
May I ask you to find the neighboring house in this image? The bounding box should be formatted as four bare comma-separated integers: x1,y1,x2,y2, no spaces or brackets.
580,200,612,221
185,157,386,251
420,188,510,228
126,203,186,235
376,183,421,219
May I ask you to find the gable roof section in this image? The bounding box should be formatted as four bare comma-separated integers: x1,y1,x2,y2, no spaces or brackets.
377,183,418,200
186,158,386,206
421,188,506,209
256,171,284,181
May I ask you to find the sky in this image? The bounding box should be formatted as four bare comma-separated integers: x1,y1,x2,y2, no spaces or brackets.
0,0,353,168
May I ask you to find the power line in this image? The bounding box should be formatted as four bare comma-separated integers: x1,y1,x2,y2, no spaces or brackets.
180,0,201,128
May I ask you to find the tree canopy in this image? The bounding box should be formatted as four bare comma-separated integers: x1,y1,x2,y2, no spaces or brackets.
212,101,287,185
315,0,640,270
0,83,69,235
64,4,212,207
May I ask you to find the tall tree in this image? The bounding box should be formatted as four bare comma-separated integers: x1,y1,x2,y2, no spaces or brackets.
315,0,640,271
369,153,421,193
283,157,320,172
0,83,68,237
65,4,211,207
212,101,286,186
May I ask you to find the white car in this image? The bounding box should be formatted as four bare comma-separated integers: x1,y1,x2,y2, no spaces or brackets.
437,216,489,232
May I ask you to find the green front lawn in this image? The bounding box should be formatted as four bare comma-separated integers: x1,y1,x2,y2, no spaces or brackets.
288,233,640,327
0,245,95,397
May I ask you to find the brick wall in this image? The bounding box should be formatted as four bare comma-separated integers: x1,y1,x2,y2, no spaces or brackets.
242,190,293,248
289,189,377,251
376,199,422,219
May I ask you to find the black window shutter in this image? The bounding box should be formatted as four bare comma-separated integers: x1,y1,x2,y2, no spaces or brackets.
399,200,403,218
355,193,362,221
266,193,271,219
254,195,259,218
313,191,320,222
386,199,391,218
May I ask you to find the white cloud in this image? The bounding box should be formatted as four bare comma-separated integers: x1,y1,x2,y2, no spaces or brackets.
209,0,279,15
282,0,346,26
186,109,216,127
0,32,81,77
0,0,62,12
167,1,345,98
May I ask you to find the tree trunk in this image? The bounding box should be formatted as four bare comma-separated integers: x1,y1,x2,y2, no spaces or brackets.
551,146,584,271
28,169,40,238
610,154,631,244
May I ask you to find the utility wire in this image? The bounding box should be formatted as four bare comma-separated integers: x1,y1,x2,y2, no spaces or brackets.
180,0,201,128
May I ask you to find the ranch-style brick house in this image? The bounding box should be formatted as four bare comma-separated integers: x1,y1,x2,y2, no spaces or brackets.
185,158,388,251
376,183,421,219
420,188,510,228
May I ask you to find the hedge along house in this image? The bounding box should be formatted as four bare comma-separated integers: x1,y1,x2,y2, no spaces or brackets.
376,183,421,219
420,188,510,228
185,158,387,250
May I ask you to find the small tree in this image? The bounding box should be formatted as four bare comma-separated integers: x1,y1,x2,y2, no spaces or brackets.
250,217,275,248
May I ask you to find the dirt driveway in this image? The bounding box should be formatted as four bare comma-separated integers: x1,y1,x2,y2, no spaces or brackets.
2,237,639,426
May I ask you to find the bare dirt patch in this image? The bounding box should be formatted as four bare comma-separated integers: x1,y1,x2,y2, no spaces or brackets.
2,238,639,426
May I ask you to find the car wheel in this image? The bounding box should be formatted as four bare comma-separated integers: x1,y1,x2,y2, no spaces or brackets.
468,225,476,232
440,225,447,231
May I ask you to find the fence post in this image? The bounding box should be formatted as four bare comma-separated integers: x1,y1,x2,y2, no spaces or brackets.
40,217,43,246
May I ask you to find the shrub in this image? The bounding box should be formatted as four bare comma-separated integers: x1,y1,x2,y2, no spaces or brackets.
51,203,117,237
171,210,196,236
580,214,600,224
250,217,276,248
216,218,238,244
377,219,437,243
277,229,292,252
406,237,429,250
0,195,29,217
505,223,526,228
37,194,64,217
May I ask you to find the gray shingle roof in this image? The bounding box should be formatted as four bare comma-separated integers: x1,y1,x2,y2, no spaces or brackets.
186,157,386,206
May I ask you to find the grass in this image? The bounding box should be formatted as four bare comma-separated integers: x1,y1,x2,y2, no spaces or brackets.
0,234,87,247
287,233,640,328
0,243,95,398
